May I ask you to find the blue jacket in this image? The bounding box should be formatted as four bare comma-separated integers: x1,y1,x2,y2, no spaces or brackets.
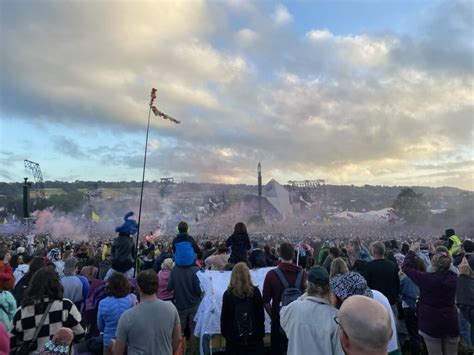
172,233,200,267
400,274,420,309
97,294,137,347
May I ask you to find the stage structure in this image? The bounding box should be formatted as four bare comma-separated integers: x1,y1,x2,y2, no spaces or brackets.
287,179,327,212
24,159,46,200
159,177,175,198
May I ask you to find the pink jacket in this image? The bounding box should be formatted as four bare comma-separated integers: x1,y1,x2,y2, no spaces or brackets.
157,269,174,301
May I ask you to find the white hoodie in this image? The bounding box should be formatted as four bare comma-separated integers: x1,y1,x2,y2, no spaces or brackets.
13,264,29,286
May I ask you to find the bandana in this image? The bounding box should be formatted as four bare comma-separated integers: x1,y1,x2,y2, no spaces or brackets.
330,272,373,300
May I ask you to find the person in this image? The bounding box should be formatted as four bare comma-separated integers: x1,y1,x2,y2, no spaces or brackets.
48,248,65,277
365,241,400,308
220,262,265,355
226,222,251,265
249,241,267,269
317,240,330,266
157,258,174,301
402,242,459,355
34,327,75,355
280,266,343,355
172,221,200,267
114,269,182,355
441,228,462,256
166,253,202,354
330,272,400,355
107,212,138,279
347,239,372,271
10,267,85,352
0,258,16,331
322,247,339,273
264,245,278,267
400,255,425,355
12,256,45,305
337,295,392,355
330,257,349,278
61,257,89,311
204,243,229,271
80,257,99,283
0,322,9,354
153,244,173,273
202,241,216,261
97,272,137,353
263,242,307,355
13,254,31,286
456,256,474,347
98,250,112,280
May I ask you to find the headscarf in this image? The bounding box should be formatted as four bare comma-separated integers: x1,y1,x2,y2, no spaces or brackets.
330,271,373,300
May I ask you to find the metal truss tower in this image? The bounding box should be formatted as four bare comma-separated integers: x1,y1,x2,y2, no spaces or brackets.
24,160,46,200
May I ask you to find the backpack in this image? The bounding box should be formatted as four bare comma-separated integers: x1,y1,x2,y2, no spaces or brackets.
274,268,304,307
234,298,256,340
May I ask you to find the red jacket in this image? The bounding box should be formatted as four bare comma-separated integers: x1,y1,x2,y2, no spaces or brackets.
263,261,307,322
0,262,14,291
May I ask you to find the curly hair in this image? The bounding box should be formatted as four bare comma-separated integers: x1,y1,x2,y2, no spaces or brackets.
22,267,64,307
228,262,254,299
105,272,131,298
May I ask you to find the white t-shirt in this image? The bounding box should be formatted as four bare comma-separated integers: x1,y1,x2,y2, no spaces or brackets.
372,289,399,353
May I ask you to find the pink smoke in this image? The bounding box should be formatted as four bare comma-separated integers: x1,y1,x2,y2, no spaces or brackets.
34,210,88,241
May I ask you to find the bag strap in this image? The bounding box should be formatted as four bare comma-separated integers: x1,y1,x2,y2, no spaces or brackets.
294,270,304,289
274,268,289,289
31,302,53,344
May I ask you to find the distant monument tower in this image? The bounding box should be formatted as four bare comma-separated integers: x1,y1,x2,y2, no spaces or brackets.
258,162,262,216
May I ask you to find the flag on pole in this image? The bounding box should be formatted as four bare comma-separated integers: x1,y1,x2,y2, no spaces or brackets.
149,88,180,124
92,211,101,223
151,105,180,124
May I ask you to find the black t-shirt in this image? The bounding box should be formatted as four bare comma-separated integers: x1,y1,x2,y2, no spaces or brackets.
365,258,400,305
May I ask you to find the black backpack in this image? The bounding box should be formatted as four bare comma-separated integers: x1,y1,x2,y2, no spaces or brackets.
234,297,256,340
274,268,304,307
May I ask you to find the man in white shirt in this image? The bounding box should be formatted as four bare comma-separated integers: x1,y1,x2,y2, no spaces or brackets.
330,271,400,355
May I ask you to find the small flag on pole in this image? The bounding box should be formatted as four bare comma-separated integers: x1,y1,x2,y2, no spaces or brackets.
151,105,180,124
149,88,180,124
92,211,101,223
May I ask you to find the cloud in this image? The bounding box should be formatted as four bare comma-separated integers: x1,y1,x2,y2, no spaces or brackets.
52,137,87,159
0,0,473,190
272,4,293,25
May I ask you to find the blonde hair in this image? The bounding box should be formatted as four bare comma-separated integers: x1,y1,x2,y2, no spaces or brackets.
330,257,349,277
229,262,254,299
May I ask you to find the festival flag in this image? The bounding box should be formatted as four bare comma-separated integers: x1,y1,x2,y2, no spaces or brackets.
151,105,180,124
149,88,180,124
92,211,101,223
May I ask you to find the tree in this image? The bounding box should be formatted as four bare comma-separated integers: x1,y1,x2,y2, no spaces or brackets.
392,188,430,224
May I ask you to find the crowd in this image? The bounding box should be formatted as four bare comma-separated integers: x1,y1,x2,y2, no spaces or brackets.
0,211,472,355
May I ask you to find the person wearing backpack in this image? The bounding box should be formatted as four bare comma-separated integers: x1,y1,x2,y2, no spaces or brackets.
263,242,307,355
221,262,265,355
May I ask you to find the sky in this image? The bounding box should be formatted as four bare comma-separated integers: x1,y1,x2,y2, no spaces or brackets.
0,0,473,190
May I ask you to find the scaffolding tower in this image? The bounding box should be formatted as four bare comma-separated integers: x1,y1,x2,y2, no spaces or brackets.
24,160,46,200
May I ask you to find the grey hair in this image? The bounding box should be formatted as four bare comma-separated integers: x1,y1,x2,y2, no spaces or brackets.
306,281,330,297
371,241,386,256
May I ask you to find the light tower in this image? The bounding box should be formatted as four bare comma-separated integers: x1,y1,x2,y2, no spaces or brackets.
258,162,262,217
